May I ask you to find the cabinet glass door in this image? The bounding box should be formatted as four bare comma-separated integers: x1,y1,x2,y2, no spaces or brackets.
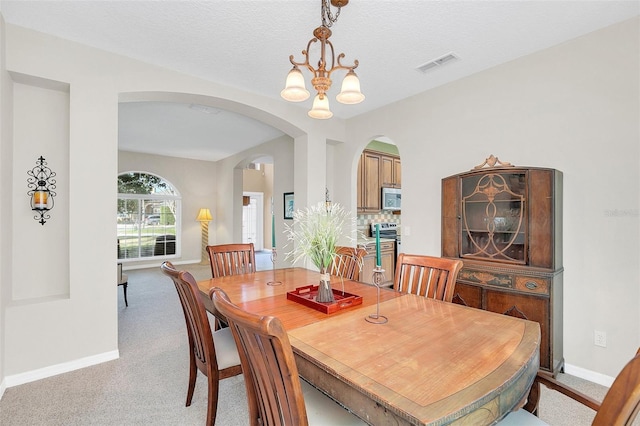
460,171,527,264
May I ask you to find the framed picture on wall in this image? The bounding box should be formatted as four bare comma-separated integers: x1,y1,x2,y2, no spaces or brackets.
283,192,294,220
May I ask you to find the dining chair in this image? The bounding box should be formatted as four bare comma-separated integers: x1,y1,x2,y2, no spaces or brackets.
117,262,128,307
499,348,640,425
210,287,367,426
160,261,242,426
393,254,463,302
206,243,256,278
329,246,367,281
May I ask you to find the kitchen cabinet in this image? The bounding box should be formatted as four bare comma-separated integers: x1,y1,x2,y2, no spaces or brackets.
359,240,395,287
441,158,563,376
381,155,401,188
357,150,401,212
358,151,382,212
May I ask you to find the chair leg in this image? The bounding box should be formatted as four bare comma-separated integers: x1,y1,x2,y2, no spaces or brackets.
206,375,220,426
123,283,128,307
186,354,197,407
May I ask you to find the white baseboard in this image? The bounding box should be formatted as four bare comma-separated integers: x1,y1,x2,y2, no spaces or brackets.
4,350,120,388
123,259,200,271
564,362,614,387
0,377,6,400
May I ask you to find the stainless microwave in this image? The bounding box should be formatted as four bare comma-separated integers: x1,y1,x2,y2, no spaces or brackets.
381,187,401,210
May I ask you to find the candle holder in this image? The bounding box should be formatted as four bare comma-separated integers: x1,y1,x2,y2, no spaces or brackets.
365,266,388,324
27,156,56,225
266,248,282,286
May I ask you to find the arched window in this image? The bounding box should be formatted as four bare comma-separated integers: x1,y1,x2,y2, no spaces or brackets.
117,172,181,260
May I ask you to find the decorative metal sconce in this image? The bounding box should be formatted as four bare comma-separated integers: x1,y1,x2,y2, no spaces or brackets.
27,156,56,225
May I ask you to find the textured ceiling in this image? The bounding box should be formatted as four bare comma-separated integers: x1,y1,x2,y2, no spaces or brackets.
1,1,638,161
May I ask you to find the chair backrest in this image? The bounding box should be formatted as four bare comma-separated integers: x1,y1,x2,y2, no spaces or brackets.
393,254,463,302
210,287,309,426
592,348,640,425
161,261,220,376
329,246,367,281
206,243,256,278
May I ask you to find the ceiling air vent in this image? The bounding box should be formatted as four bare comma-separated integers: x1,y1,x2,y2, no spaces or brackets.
416,52,460,73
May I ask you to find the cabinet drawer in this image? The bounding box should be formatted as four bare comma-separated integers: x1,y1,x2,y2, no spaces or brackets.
380,241,394,251
361,241,394,254
514,276,549,295
459,268,550,296
458,268,513,289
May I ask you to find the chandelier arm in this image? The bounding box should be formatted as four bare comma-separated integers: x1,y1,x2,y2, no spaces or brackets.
324,39,336,75
334,53,359,72
289,39,320,76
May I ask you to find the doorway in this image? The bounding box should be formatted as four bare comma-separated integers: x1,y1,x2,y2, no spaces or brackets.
242,192,264,250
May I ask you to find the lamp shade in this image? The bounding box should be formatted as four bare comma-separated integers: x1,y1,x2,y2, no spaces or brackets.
308,94,333,119
196,208,213,222
281,67,310,102
336,70,365,104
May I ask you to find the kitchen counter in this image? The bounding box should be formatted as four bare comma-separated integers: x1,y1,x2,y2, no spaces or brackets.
357,237,394,249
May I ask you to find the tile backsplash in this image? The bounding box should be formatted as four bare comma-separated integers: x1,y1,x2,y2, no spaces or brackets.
357,213,401,237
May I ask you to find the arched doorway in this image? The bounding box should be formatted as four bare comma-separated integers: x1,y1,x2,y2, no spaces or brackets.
356,136,402,284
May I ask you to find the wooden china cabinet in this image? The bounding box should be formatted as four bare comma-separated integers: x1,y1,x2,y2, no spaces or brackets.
441,156,563,376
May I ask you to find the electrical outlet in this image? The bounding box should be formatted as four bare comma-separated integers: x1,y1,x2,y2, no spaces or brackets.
404,226,411,236
594,330,607,347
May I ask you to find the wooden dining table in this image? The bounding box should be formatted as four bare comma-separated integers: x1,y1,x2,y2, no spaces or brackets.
197,268,540,426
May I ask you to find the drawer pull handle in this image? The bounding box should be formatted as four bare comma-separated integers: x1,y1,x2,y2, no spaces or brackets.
525,281,538,290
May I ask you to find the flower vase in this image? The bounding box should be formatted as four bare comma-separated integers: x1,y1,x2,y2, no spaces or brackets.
316,269,335,303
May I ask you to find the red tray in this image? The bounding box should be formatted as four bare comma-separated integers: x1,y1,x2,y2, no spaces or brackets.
286,285,363,314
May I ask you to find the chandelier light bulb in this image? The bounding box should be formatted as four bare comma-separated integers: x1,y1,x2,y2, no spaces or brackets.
336,70,365,104
281,67,310,102
308,94,333,119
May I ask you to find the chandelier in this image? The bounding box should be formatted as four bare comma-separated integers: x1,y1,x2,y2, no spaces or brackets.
281,0,364,119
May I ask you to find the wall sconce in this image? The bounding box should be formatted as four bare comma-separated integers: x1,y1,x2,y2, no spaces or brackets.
196,208,213,265
27,156,56,225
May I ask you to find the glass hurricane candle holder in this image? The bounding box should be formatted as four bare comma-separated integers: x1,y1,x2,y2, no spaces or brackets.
267,248,282,286
365,266,388,324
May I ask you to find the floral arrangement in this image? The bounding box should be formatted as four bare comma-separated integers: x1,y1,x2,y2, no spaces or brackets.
284,201,360,302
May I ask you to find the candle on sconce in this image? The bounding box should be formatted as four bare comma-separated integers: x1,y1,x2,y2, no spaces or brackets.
33,191,48,209
375,223,381,267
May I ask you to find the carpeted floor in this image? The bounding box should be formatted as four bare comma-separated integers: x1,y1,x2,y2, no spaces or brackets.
0,252,622,425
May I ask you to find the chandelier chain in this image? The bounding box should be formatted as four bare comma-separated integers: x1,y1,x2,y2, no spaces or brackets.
321,0,341,28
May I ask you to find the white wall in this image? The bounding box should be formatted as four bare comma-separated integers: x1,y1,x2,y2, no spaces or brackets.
343,17,640,379
0,21,340,383
0,13,10,395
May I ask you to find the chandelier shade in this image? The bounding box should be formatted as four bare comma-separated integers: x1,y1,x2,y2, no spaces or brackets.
308,94,333,119
282,0,363,119
336,70,365,104
281,67,310,102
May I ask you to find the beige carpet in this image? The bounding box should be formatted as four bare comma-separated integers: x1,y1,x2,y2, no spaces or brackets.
0,255,623,425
